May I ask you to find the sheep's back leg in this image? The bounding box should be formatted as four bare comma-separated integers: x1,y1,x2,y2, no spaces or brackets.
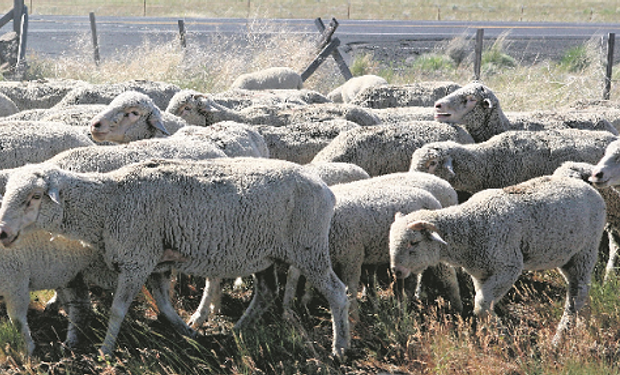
187,277,222,329
234,265,278,331
146,271,196,338
604,228,620,283
55,273,93,349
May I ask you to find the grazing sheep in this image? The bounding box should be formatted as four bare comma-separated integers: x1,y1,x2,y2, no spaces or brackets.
166,89,381,127
230,67,303,91
312,122,474,176
0,121,94,169
553,161,620,282
0,158,349,357
350,81,462,109
53,80,182,110
327,75,388,103
434,82,618,142
0,78,88,110
410,129,617,194
255,120,360,164
172,122,269,158
212,88,330,110
389,175,607,345
89,91,187,144
283,171,463,321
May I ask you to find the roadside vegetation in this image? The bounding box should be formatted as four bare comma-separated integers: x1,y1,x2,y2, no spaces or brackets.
0,6,620,375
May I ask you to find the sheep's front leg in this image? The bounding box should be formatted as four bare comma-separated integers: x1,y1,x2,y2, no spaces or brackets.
604,229,620,283
234,265,278,330
187,277,222,329
100,268,149,357
147,272,196,338
472,268,520,335
55,274,93,349
4,289,35,355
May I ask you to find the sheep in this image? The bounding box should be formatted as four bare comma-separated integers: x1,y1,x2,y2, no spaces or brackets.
327,75,388,103
4,104,108,127
350,81,462,109
303,162,371,186
506,110,618,134
166,89,381,127
553,161,620,282
283,171,463,322
212,88,330,110
229,67,303,91
0,158,349,357
0,78,88,110
0,92,19,117
371,106,436,125
434,82,619,142
389,175,607,345
172,122,269,158
589,138,620,189
0,121,94,169
312,122,474,177
567,99,620,131
89,91,187,144
409,129,617,194
53,80,182,110
254,120,360,164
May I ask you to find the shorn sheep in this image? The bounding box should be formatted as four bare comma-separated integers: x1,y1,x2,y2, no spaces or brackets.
312,122,474,177
90,91,187,144
229,67,303,90
0,158,350,357
409,129,617,194
553,161,620,282
389,175,607,345
433,82,618,142
166,89,381,127
327,75,388,103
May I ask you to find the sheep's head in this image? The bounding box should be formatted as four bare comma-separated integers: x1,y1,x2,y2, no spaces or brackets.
590,139,620,188
0,164,64,247
389,212,446,279
90,91,169,144
166,90,220,126
434,82,499,125
409,142,458,182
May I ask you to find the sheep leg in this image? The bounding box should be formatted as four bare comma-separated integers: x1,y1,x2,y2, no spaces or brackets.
303,268,350,358
55,273,93,350
417,263,463,313
4,286,35,355
472,268,521,337
338,257,364,324
187,277,222,329
234,265,278,331
146,271,196,338
282,265,301,314
100,269,150,357
604,228,620,283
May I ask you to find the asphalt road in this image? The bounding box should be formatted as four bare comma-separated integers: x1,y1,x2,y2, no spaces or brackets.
5,15,620,64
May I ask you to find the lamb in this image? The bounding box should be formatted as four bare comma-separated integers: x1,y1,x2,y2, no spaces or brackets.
0,121,94,169
283,171,463,321
553,161,620,282
229,67,303,91
350,81,462,109
434,82,618,142
166,89,381,127
327,75,388,103
409,129,617,194
312,122,474,177
254,120,360,164
0,158,349,357
389,175,607,345
89,91,187,144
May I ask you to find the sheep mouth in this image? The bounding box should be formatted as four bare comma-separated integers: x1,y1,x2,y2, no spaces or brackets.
90,130,108,142
434,113,452,121
590,178,610,188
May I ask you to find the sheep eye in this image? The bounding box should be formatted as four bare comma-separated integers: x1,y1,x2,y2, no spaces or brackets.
428,160,437,167
408,240,418,248
31,193,42,200
131,111,140,116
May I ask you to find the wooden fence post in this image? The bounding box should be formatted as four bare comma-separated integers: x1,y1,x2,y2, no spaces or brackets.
178,20,187,49
89,12,100,66
16,5,27,67
301,17,352,82
604,32,615,100
12,0,22,33
474,28,484,80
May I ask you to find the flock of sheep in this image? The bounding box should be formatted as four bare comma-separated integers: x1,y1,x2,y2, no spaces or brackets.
0,66,619,359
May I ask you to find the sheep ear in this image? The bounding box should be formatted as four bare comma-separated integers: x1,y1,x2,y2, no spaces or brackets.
482,98,493,109
408,221,448,245
443,157,455,176
147,107,170,136
428,231,448,245
47,186,60,205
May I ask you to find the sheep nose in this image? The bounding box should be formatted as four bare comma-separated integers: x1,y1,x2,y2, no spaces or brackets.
0,226,15,247
593,171,604,180
91,120,101,129
391,265,409,279
435,102,442,109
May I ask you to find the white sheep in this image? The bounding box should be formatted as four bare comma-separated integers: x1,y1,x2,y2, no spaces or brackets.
165,89,381,127
327,75,388,103
254,120,360,164
434,82,618,142
590,138,620,188
410,129,617,194
229,67,303,91
212,88,330,110
4,104,107,127
312,122,474,177
350,81,462,109
0,158,349,357
0,92,19,117
172,122,269,158
283,171,462,321
553,161,620,282
371,106,436,125
0,78,88,110
89,91,187,144
0,121,94,169
389,175,607,345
